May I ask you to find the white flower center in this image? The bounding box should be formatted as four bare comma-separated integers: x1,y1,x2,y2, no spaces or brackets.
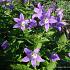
32,53,37,59
21,21,25,26
53,54,56,56
44,18,48,23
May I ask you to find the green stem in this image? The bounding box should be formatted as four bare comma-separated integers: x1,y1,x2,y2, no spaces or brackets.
34,67,37,70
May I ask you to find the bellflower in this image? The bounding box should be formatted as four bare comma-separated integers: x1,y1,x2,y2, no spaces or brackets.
32,3,44,19
39,8,57,32
1,40,8,49
13,13,29,31
28,19,37,29
52,8,65,31
22,48,45,67
50,53,60,62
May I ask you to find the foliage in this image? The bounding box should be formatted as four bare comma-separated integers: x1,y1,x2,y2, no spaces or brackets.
0,0,70,70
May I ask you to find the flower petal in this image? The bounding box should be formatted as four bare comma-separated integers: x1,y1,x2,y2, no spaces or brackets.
22,56,30,62
36,55,45,62
56,8,63,21
37,13,43,19
34,8,39,13
20,13,24,21
45,23,49,32
21,26,25,31
25,20,29,25
39,20,44,26
46,8,52,18
50,53,60,62
38,3,42,9
24,48,32,55
32,14,37,19
13,18,20,22
34,48,40,53
59,22,65,26
31,59,36,67
28,19,37,29
13,24,20,28
57,27,62,31
49,18,57,23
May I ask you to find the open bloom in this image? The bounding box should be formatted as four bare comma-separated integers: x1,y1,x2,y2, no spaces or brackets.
39,8,57,32
13,13,29,31
32,3,44,19
1,40,8,49
22,48,45,67
50,53,60,62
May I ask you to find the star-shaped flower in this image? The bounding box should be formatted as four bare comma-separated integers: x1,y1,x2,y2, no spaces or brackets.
22,48,45,67
13,13,29,31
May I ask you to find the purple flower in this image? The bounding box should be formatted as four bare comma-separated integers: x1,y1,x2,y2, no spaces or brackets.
55,17,65,31
50,53,60,62
0,0,11,2
28,19,37,29
13,13,29,31
22,48,45,67
8,4,14,10
39,8,57,32
0,0,5,2
68,53,70,57
50,3,57,11
32,3,44,19
22,0,28,3
52,8,65,31
1,40,8,49
56,8,63,21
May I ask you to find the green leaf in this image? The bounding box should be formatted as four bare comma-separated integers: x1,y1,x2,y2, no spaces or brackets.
57,33,67,51
46,62,57,70
64,56,70,62
10,64,33,70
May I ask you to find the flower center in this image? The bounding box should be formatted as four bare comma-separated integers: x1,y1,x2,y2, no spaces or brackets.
21,21,25,26
44,18,48,23
32,53,37,59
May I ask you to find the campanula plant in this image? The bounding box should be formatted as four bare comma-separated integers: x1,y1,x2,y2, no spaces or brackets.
0,0,70,70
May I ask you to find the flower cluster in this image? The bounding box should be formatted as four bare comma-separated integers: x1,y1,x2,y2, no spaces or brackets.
12,3,69,67
22,48,60,67
13,3,65,32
